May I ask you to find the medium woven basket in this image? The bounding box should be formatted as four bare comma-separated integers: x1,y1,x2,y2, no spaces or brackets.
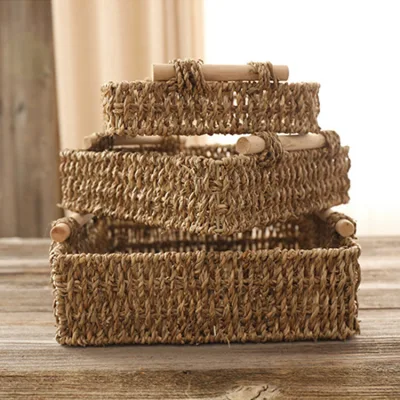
50,214,360,346
60,132,350,236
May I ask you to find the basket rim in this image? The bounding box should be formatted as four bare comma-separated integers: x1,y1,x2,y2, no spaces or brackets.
101,80,321,91
51,236,360,260
61,141,343,167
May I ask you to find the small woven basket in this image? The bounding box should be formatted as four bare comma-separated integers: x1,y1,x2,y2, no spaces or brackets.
101,62,320,137
50,214,360,346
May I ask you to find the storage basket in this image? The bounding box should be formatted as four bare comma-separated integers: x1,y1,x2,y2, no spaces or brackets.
51,60,361,346
50,214,360,346
59,131,350,235
100,62,320,137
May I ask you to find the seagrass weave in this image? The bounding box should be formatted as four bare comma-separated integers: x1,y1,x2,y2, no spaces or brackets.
50,59,361,347
101,60,320,137
59,131,350,235
50,214,360,346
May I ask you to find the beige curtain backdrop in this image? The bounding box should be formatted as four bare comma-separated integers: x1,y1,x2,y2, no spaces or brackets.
52,0,204,149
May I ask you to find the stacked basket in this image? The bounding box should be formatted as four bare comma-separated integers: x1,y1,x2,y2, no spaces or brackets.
50,60,361,346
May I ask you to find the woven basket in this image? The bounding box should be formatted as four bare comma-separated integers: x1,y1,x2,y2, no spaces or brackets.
59,131,350,236
51,60,361,346
101,62,320,137
50,214,360,346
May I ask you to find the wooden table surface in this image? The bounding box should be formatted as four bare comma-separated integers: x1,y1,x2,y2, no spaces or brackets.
0,238,399,399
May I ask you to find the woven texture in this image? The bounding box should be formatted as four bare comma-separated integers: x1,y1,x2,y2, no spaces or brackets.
50,216,361,346
59,131,350,235
101,60,320,137
51,59,360,347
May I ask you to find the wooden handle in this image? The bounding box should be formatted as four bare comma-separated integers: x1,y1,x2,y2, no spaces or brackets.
236,133,327,155
87,134,324,153
112,136,165,146
83,134,99,150
316,209,355,238
50,212,93,243
153,64,289,82
83,134,166,150
50,223,71,243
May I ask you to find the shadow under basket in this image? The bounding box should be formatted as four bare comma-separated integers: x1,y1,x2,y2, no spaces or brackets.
50,215,361,346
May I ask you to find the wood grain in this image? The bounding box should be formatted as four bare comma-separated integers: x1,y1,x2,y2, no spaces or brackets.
0,238,50,258
0,0,61,238
0,366,399,400
0,237,399,399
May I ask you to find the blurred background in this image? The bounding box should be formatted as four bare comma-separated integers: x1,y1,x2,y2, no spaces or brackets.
0,0,398,238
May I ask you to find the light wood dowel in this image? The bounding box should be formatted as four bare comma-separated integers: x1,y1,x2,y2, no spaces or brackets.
83,134,166,150
153,64,289,82
279,134,327,151
113,136,165,146
83,134,99,149
50,224,71,243
50,212,93,243
236,136,266,154
316,209,355,238
236,133,327,155
85,134,324,153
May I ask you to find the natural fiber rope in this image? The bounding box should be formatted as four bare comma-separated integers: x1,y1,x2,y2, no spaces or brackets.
327,212,357,236
170,59,208,94
319,130,342,155
248,61,278,86
253,131,284,166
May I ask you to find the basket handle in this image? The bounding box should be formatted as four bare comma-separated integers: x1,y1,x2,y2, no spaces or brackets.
236,133,327,155
235,132,284,166
50,212,93,243
83,133,181,151
153,62,289,82
155,60,289,94
316,209,356,238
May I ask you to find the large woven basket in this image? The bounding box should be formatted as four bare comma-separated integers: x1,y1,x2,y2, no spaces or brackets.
50,214,360,346
59,132,350,236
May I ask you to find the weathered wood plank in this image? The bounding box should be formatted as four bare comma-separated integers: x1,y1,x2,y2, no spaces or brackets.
0,238,50,259
0,0,61,238
0,310,399,398
358,237,400,257
0,366,399,400
2,336,399,367
359,288,400,310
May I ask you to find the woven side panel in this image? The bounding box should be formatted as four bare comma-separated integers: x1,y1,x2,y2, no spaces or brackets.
101,81,320,136
59,143,350,235
50,219,360,346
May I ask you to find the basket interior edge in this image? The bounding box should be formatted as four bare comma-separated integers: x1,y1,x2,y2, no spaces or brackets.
53,216,352,256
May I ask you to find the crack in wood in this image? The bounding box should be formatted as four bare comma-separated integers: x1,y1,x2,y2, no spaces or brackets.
222,384,279,400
